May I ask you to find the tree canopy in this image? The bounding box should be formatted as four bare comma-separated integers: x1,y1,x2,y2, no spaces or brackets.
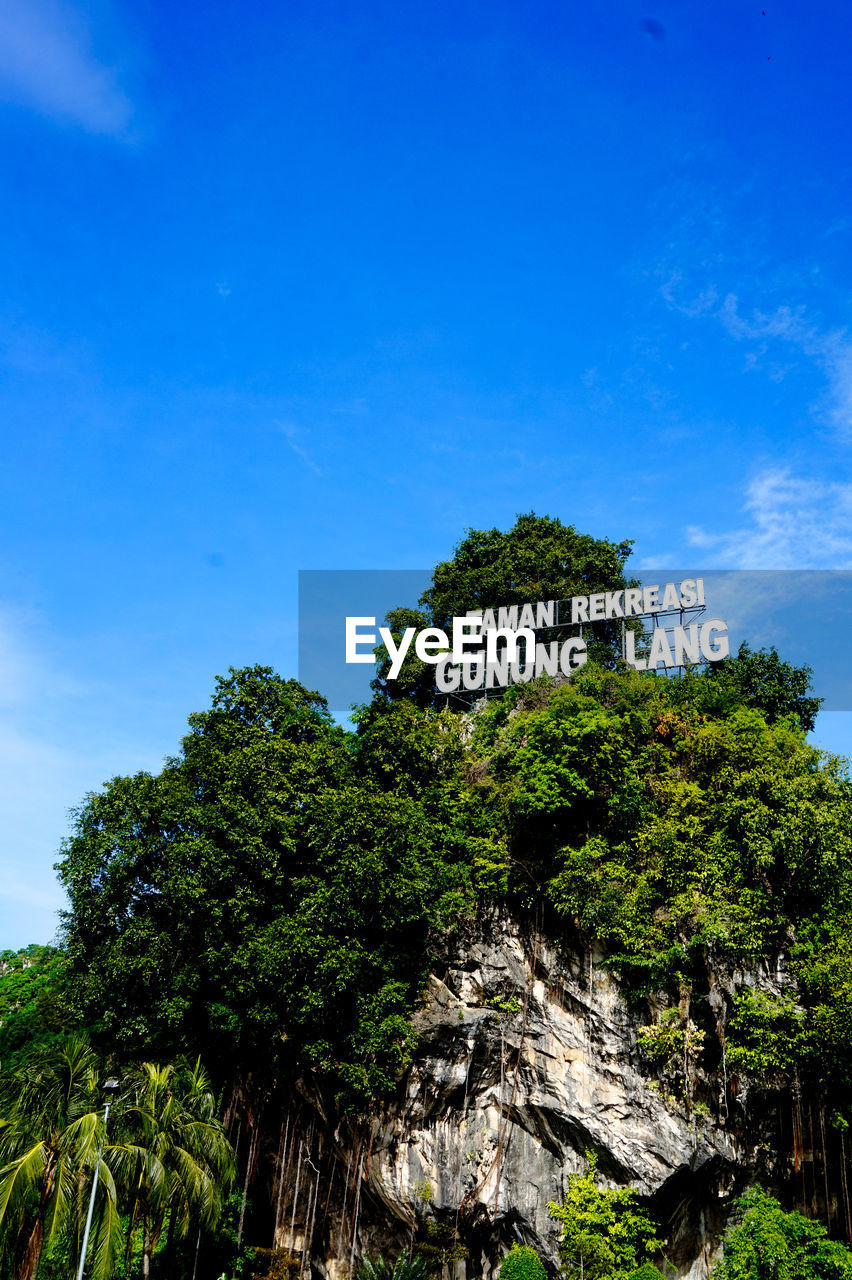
705,642,822,733
548,1151,660,1280
10,514,851,1278
371,512,636,704
55,653,849,1110
0,947,72,1069
713,1188,852,1280
421,513,634,626
53,518,845,1112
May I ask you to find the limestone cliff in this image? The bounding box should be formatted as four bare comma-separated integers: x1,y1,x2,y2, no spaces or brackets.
254,911,831,1280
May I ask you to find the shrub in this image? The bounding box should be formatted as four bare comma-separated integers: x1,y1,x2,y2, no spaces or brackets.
499,1244,548,1280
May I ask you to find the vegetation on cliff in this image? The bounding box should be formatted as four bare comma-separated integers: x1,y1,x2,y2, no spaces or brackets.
3,514,851,1277
55,665,849,1108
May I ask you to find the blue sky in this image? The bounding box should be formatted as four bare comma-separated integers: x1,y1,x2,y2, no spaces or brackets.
2,0,852,947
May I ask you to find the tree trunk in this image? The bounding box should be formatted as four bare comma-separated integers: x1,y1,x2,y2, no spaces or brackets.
237,1126,256,1250
18,1151,57,1280
820,1103,832,1227
142,1210,152,1280
841,1131,852,1244
18,1213,45,1280
166,1202,178,1268
191,1226,202,1280
75,1164,88,1276
124,1190,139,1269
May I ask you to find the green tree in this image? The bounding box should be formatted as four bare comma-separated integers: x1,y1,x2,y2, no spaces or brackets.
499,1243,548,1280
110,1058,234,1280
268,775,473,1098
58,667,476,1102
51,526,852,1120
372,513,635,704
712,1187,852,1280
0,946,73,1069
548,1152,660,1280
421,513,633,628
58,668,352,1069
0,1035,120,1280
726,992,806,1081
704,643,822,733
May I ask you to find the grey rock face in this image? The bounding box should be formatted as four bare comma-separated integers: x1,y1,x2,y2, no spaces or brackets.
286,912,758,1280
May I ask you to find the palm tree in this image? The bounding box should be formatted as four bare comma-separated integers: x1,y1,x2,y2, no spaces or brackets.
358,1254,435,1280
0,1035,121,1280
109,1057,234,1279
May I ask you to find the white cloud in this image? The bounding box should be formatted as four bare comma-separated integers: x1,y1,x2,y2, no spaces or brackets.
637,554,675,570
0,0,132,135
719,296,852,437
0,605,86,707
688,467,852,568
663,279,852,441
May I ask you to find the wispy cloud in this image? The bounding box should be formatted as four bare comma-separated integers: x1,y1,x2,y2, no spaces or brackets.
0,0,132,135
277,423,322,475
0,604,168,945
0,607,87,942
662,277,852,441
687,467,852,568
719,295,852,436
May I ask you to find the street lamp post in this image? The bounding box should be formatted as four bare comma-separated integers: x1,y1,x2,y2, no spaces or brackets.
76,1077,121,1280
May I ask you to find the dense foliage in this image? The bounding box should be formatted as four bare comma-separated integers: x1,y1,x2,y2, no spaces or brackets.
548,1152,660,1280
56,669,477,1100
61,653,844,1105
0,948,72,1069
0,1036,233,1280
421,514,634,626
704,643,822,735
371,513,636,704
3,514,851,1276
1,514,849,1274
52,515,850,1114
498,1242,548,1280
712,1188,852,1280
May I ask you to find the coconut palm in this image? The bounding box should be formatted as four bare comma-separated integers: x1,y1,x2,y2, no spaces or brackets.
0,1035,122,1280
358,1254,436,1280
109,1057,234,1279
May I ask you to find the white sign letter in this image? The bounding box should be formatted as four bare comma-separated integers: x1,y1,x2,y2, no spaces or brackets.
560,638,587,672
452,616,484,663
624,630,646,670
435,657,461,692
699,619,729,661
379,625,417,679
346,617,377,663
415,628,450,663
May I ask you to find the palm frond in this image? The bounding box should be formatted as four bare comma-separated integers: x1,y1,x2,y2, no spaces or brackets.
41,1150,77,1250
89,1159,124,1280
0,1141,49,1229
